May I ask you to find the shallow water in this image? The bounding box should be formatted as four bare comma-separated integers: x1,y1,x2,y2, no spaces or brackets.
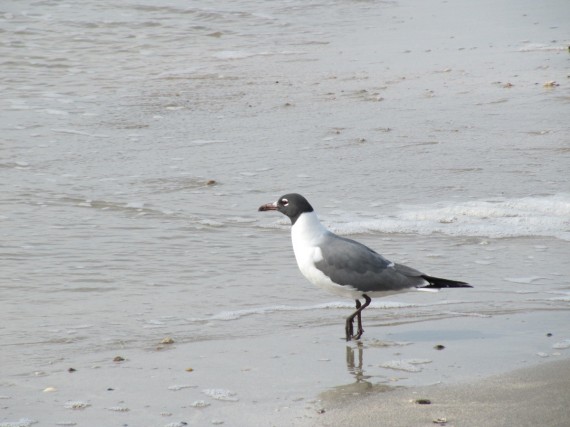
1,0,569,425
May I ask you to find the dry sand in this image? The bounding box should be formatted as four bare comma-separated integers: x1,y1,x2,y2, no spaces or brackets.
315,357,570,427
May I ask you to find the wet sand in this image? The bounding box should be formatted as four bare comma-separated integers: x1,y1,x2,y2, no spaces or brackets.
2,310,569,426
316,358,570,427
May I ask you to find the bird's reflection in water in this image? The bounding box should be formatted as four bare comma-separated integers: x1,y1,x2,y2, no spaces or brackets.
346,342,369,382
319,343,394,403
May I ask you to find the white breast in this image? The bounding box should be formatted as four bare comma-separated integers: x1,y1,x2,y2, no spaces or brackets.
290,212,363,299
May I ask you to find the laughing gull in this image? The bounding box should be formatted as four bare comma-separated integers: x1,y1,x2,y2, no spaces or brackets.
259,193,472,341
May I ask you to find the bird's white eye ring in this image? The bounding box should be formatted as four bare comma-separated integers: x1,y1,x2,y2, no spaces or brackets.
281,198,289,206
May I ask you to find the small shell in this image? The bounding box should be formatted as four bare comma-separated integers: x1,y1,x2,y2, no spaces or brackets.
168,385,196,391
107,406,130,412
64,401,91,410
202,389,238,401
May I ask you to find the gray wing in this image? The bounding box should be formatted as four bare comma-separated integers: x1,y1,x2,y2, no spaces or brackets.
315,233,428,293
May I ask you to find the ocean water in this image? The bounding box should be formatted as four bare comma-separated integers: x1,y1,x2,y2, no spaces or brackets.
1,0,569,425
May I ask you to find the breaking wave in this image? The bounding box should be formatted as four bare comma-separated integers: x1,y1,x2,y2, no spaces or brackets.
329,194,570,241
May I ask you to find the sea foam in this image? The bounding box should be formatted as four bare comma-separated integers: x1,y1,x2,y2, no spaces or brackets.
326,194,570,240
192,301,415,322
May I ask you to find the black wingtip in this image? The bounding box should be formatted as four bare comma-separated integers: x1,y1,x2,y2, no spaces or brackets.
421,275,473,289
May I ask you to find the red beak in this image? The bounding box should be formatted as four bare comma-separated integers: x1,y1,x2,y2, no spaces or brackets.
258,202,278,212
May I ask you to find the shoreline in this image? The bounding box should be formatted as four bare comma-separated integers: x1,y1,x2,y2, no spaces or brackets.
314,356,570,427
2,310,569,426
1,0,568,425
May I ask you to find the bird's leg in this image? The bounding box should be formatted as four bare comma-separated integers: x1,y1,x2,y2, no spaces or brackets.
352,295,371,340
356,308,364,340
345,299,362,341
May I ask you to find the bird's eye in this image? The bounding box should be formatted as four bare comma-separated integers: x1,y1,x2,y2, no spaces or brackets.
281,198,289,206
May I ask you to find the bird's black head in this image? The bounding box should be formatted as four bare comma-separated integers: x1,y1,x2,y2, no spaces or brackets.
258,193,314,225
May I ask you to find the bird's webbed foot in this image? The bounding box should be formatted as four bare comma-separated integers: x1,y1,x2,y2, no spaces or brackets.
353,324,364,340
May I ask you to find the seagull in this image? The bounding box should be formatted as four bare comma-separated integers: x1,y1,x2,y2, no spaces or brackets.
259,193,472,341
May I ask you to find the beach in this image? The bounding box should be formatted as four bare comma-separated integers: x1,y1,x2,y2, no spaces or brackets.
2,309,570,426
317,358,570,427
1,0,569,425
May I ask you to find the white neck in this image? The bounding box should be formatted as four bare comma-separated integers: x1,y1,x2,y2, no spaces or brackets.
291,211,328,246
